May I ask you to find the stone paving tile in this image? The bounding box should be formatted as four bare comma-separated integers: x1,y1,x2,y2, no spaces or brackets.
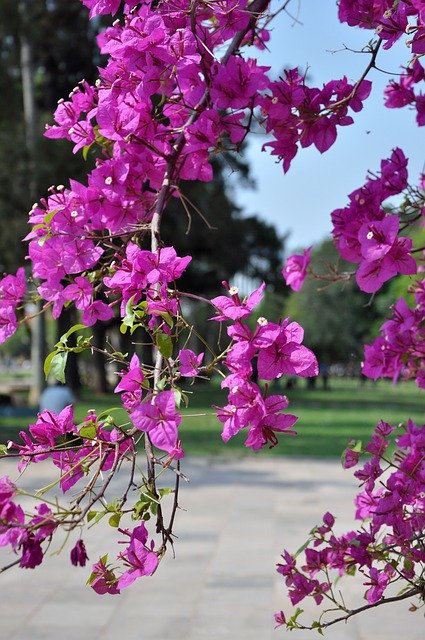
0,456,422,640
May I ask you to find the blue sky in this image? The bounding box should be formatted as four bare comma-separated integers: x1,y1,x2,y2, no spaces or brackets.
234,0,424,252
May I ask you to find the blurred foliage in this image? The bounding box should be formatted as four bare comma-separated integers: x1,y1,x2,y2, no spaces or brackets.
0,0,102,272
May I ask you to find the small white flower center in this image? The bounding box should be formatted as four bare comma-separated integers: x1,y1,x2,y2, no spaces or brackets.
257,316,268,326
366,231,374,240
229,286,239,296
105,176,113,185
71,210,78,218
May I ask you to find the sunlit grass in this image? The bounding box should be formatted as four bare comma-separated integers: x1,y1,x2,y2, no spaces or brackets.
0,378,422,458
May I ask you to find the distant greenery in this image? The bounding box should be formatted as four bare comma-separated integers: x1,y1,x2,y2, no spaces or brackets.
0,378,422,458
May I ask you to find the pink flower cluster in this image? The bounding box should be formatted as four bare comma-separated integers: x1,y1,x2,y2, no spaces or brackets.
338,0,393,29
104,243,191,321
338,0,424,51
331,148,417,293
212,283,318,450
0,268,26,343
277,418,425,626
88,523,158,594
0,476,58,569
259,69,371,172
113,352,194,460
338,2,425,125
12,406,133,492
363,282,425,387
378,1,425,53
385,59,425,126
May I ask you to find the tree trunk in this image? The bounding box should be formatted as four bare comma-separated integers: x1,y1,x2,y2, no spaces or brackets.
92,323,108,393
19,2,46,405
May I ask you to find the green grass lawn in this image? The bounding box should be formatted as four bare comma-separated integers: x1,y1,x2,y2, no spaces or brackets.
0,378,423,458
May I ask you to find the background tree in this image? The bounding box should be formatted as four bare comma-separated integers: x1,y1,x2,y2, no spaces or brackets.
0,1,102,273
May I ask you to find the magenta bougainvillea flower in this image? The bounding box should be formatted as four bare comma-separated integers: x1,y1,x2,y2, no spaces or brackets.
89,558,120,595
210,282,266,322
178,349,204,377
130,390,182,455
70,539,89,567
282,247,312,292
117,524,158,589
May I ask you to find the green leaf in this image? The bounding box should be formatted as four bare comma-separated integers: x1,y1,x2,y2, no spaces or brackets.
140,490,159,504
287,608,304,629
106,499,120,512
44,208,60,225
44,350,57,379
404,558,413,572
130,323,142,335
86,572,95,585
82,143,93,160
158,311,174,328
59,323,87,346
108,513,121,528
92,511,106,524
49,352,68,383
133,499,149,519
156,377,167,391
312,621,324,636
156,331,173,358
173,387,182,408
121,295,137,330
351,439,363,453
0,444,8,455
111,351,128,360
87,511,98,522
294,539,311,558
80,425,97,440
159,487,173,497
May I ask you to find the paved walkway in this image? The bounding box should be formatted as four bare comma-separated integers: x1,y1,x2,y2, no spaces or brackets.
0,457,422,640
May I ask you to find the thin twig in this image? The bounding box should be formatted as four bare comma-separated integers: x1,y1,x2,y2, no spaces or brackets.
297,588,421,631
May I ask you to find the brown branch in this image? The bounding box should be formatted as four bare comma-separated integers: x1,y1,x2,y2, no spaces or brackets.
141,0,272,547
0,558,21,574
321,38,383,116
297,587,422,631
64,444,121,529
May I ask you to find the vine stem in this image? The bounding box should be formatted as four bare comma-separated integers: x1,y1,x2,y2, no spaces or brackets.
297,587,422,631
143,0,272,545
